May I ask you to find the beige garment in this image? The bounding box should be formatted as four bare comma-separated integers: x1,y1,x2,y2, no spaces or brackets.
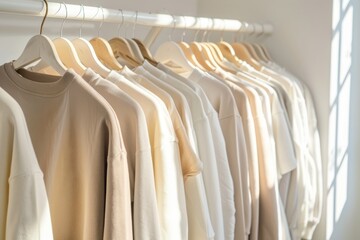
107,69,188,240
214,70,290,240
234,65,299,237
132,66,214,240
157,64,236,240
82,69,160,240
0,87,53,240
189,68,250,240
153,64,226,240
209,73,261,240
0,63,132,240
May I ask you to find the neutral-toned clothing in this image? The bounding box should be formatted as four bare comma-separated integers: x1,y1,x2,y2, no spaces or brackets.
107,69,188,240
82,69,160,240
0,87,53,240
209,73,261,240
158,64,236,240
0,63,132,240
155,63,226,240
213,70,290,240
189,68,250,240
132,66,215,240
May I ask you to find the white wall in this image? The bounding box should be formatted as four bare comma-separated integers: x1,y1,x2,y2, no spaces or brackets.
198,0,360,239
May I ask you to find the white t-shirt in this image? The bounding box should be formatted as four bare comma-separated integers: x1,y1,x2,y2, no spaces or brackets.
0,87,53,240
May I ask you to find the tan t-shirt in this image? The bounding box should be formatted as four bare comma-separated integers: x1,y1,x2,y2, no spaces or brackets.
0,87,53,240
82,69,160,240
0,63,132,240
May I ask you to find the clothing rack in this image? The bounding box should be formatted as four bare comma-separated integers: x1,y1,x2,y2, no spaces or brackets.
0,1,274,46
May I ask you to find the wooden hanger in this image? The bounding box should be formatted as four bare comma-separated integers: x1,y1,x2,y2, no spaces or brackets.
126,38,145,63
205,42,236,73
242,42,263,62
72,5,110,77
178,42,206,71
217,41,243,67
90,7,122,71
259,44,273,62
109,10,143,68
252,43,270,62
189,40,216,71
90,37,123,70
109,37,140,68
155,41,195,73
13,0,67,75
132,38,158,65
232,41,262,70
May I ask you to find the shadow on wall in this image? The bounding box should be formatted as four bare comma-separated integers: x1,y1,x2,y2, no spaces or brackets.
327,0,358,239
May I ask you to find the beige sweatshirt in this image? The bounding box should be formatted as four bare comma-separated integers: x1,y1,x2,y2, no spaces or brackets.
0,63,132,240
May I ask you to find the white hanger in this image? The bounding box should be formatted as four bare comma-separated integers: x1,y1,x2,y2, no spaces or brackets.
13,0,67,75
72,4,110,77
154,15,194,73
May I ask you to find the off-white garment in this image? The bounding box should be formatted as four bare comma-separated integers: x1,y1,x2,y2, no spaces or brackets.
272,67,323,239
82,69,160,240
230,64,298,235
133,66,214,240
106,69,188,240
208,73,260,240
301,85,323,239
153,64,225,240
157,64,236,240
259,67,310,239
0,63,132,240
0,87,53,240
213,70,291,240
189,68,250,240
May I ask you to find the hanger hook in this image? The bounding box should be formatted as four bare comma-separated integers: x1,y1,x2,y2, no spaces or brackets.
240,22,248,42
79,4,85,37
201,19,209,42
132,11,138,38
220,19,226,42
181,16,187,42
194,29,200,42
60,2,68,37
97,6,104,37
169,15,176,41
40,0,48,34
117,9,124,37
206,18,214,42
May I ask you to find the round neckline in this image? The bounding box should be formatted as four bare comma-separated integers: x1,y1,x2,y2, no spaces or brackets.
4,62,76,96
